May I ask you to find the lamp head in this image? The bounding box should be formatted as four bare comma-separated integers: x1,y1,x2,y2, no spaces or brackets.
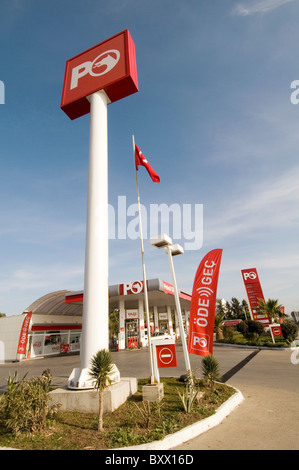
150,234,172,249
168,243,184,256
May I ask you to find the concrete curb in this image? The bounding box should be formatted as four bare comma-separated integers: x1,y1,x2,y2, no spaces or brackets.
0,448,19,450
214,342,290,351
113,385,244,450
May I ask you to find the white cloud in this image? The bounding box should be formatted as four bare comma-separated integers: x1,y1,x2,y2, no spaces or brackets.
0,264,84,293
204,164,299,245
0,263,85,315
233,0,296,16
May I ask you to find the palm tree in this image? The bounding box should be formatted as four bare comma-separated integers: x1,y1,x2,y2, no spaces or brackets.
258,298,285,324
89,349,114,432
214,304,227,341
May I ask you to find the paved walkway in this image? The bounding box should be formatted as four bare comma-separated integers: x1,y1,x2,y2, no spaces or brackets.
173,348,299,450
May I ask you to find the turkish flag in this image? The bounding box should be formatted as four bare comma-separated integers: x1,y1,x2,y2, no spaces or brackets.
135,144,160,183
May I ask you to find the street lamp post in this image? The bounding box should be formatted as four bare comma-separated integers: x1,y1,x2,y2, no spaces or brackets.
151,234,191,373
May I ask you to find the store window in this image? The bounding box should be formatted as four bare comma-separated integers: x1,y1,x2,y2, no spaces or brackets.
70,332,81,352
31,333,44,357
44,332,68,355
29,329,81,357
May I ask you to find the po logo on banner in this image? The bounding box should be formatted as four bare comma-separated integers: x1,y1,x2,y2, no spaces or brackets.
71,49,120,90
243,271,257,281
191,333,210,352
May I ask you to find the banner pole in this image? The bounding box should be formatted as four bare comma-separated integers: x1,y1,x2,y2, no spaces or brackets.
269,325,276,344
166,246,191,372
132,135,157,383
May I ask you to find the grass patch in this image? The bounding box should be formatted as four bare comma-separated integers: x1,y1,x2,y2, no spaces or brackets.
0,377,235,450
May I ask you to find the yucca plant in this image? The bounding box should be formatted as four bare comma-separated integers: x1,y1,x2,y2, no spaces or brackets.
89,349,114,432
176,370,199,413
202,355,220,387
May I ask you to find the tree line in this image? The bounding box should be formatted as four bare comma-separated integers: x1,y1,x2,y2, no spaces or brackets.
216,297,250,320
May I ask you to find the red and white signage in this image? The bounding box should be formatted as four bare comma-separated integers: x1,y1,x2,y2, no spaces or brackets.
162,281,175,295
156,343,177,368
241,268,269,325
279,306,285,323
61,29,138,120
188,249,223,357
125,309,138,319
158,313,168,321
17,311,32,355
65,279,192,302
161,281,191,301
119,280,144,296
60,344,71,353
271,324,283,337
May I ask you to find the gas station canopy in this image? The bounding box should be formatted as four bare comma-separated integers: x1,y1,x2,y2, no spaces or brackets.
65,278,191,311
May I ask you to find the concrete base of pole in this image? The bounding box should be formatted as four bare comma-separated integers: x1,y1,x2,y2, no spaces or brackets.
67,364,120,390
52,377,137,413
142,383,164,403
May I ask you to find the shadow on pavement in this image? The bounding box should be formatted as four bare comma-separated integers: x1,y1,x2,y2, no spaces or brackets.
221,349,260,383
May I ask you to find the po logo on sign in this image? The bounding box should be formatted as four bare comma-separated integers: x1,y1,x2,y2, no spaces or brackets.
243,272,257,281
71,49,120,90
123,281,143,295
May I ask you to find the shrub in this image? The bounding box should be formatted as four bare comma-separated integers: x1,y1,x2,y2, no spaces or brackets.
223,325,234,341
0,369,59,435
236,320,248,337
281,321,298,344
249,320,265,338
237,320,265,340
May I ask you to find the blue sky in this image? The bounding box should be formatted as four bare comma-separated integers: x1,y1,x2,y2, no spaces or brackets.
0,0,299,316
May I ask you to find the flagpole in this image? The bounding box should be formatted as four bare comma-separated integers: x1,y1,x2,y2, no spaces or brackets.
132,135,157,384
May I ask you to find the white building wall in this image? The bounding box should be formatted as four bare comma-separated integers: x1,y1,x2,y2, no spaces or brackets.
0,314,83,362
0,315,25,361
31,314,82,325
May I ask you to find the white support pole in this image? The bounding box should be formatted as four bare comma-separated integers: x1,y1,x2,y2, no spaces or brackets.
81,90,109,368
165,246,191,373
269,324,276,344
138,297,145,347
154,305,159,332
167,305,173,336
68,90,119,389
118,299,126,351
